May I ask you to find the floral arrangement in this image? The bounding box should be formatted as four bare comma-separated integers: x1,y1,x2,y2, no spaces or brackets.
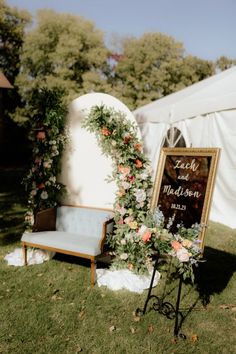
83,105,202,282
23,89,68,229
144,209,202,281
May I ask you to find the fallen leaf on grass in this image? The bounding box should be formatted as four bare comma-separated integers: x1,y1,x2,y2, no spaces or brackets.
130,327,136,334
78,310,85,319
75,345,82,352
220,304,230,310
191,334,198,343
133,316,141,322
51,295,63,301
109,325,116,332
37,273,43,277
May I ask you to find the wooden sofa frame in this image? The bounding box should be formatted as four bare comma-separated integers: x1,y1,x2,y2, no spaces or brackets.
21,206,114,287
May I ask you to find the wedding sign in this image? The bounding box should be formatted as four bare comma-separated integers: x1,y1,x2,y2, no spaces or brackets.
151,148,220,248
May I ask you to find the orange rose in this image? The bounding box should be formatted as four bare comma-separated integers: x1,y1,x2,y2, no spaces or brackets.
37,183,45,189
124,135,131,144
128,263,133,270
142,230,152,242
135,159,143,168
118,189,125,197
134,143,142,152
171,240,182,251
118,165,131,175
101,127,110,136
36,131,46,140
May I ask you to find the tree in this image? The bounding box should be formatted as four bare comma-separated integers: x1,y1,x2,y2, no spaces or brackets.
0,0,31,164
111,33,214,110
215,56,236,71
13,9,111,125
0,0,31,82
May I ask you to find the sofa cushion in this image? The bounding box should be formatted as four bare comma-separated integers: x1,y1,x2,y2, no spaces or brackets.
21,231,102,256
56,206,113,238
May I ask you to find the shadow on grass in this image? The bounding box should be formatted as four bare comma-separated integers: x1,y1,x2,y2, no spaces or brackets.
0,167,27,247
137,246,236,337
194,246,236,305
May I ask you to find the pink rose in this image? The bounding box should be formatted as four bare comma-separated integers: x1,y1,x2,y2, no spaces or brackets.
176,248,190,262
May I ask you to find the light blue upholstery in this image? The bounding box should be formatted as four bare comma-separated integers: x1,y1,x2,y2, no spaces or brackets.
21,231,101,256
22,206,114,256
56,206,112,238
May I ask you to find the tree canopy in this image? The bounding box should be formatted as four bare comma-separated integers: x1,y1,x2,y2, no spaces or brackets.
111,33,214,109
1,2,235,126
0,0,31,119
13,9,111,124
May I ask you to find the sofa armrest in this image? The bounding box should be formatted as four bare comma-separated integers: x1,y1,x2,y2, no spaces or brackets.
99,217,114,252
33,208,57,232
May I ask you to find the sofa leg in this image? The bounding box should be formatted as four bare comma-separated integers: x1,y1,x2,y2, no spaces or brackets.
22,244,27,265
90,259,97,287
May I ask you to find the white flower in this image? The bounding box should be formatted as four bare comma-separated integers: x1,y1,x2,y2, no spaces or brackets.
116,204,126,216
25,212,34,225
43,160,52,168
137,225,148,236
111,140,116,146
41,191,48,200
120,253,128,260
49,176,56,183
120,239,126,245
140,171,149,180
122,181,131,190
30,189,37,196
134,189,146,203
176,248,190,262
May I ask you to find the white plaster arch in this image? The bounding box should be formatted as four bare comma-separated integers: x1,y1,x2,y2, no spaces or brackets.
59,93,141,209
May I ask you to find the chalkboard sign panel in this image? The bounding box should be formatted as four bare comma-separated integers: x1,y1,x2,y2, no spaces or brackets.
151,148,220,248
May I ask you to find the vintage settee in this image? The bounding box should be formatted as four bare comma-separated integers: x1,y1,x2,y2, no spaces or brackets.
21,205,114,286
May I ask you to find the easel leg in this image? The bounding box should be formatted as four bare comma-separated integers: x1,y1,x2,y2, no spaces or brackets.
174,276,183,337
137,256,159,315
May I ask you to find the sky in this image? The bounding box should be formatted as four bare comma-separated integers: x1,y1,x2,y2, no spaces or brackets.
6,0,236,61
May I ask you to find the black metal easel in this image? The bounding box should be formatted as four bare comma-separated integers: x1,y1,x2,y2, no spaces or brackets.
136,254,185,338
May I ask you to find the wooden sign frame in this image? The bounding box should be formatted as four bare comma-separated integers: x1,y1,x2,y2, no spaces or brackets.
151,148,220,249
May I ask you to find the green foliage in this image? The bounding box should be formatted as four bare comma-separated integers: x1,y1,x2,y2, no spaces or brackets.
83,106,202,281
215,55,236,71
12,9,111,125
83,105,154,273
111,33,214,109
0,0,31,129
23,88,67,227
0,0,31,81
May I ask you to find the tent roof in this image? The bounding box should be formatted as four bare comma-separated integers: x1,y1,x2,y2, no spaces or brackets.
133,66,236,124
0,72,13,89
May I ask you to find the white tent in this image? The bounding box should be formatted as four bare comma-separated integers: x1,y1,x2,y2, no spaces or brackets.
133,66,236,229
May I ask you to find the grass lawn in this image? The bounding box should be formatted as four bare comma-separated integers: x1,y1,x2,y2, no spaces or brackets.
0,167,236,354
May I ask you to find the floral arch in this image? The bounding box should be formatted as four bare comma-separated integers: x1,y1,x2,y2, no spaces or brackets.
24,90,202,281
